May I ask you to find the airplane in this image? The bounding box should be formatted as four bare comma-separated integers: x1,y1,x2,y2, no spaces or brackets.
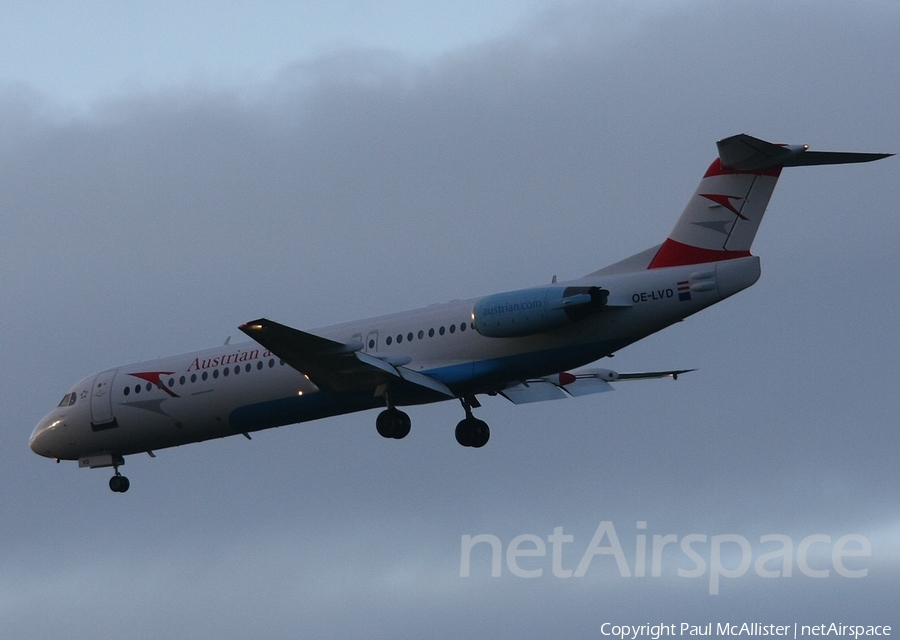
29,134,891,492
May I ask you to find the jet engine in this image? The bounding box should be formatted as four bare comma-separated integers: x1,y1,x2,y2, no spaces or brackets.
472,285,608,338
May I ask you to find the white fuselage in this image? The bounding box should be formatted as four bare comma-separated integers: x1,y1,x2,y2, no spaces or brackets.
30,256,760,462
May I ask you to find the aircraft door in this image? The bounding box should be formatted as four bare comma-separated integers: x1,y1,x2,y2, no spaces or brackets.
365,331,379,352
90,369,118,426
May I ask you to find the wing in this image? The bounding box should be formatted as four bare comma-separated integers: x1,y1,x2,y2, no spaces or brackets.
614,369,694,381
239,318,454,400
499,367,693,405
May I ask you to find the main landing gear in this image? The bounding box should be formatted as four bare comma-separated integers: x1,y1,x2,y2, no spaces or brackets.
374,391,490,447
455,396,490,448
376,407,412,439
109,462,130,493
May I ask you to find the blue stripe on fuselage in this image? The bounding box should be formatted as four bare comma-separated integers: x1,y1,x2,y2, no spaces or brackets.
426,338,626,389
228,339,628,431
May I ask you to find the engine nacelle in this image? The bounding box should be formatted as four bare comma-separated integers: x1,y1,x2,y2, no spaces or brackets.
472,285,608,338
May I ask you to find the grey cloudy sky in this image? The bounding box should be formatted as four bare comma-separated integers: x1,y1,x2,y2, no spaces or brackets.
2,1,899,637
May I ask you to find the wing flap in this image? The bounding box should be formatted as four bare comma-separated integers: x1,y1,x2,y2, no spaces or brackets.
561,377,614,397
395,365,455,397
500,381,569,404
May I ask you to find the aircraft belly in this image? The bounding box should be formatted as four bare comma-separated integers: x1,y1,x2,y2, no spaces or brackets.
229,390,384,432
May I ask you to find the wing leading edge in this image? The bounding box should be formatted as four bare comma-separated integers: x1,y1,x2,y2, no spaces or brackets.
239,318,454,400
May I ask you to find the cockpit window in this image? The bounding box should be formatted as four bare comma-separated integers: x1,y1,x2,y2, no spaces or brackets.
57,392,77,407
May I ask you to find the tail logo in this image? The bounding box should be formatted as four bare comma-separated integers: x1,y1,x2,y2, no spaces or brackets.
698,193,747,220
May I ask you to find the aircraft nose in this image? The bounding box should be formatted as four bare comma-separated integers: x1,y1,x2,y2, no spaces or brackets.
30,415,64,459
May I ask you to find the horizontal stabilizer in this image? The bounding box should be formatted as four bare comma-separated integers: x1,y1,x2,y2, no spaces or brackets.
717,134,892,172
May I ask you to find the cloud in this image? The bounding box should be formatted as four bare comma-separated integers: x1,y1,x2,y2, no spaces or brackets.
2,2,899,637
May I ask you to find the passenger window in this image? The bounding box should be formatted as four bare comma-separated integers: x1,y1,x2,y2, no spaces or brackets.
460,323,466,332
439,326,445,335
146,383,152,392
407,332,413,342
180,376,185,385
135,385,141,394
397,334,403,344
256,361,263,370
123,387,130,397
168,378,175,387
201,371,208,381
213,370,219,379
223,368,229,377
386,336,392,345
428,328,434,337
417,330,424,339
449,324,456,334
246,363,251,373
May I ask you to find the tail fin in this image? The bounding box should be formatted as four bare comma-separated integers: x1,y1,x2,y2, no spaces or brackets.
647,134,891,269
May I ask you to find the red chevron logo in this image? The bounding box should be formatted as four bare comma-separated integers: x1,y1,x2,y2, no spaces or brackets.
127,371,180,397
699,193,748,220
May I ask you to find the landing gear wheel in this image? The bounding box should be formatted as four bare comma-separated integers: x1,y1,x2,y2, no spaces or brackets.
376,409,394,438
376,408,411,439
109,474,130,493
455,396,490,448
455,417,490,448
392,411,411,439
470,419,490,448
455,419,473,447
